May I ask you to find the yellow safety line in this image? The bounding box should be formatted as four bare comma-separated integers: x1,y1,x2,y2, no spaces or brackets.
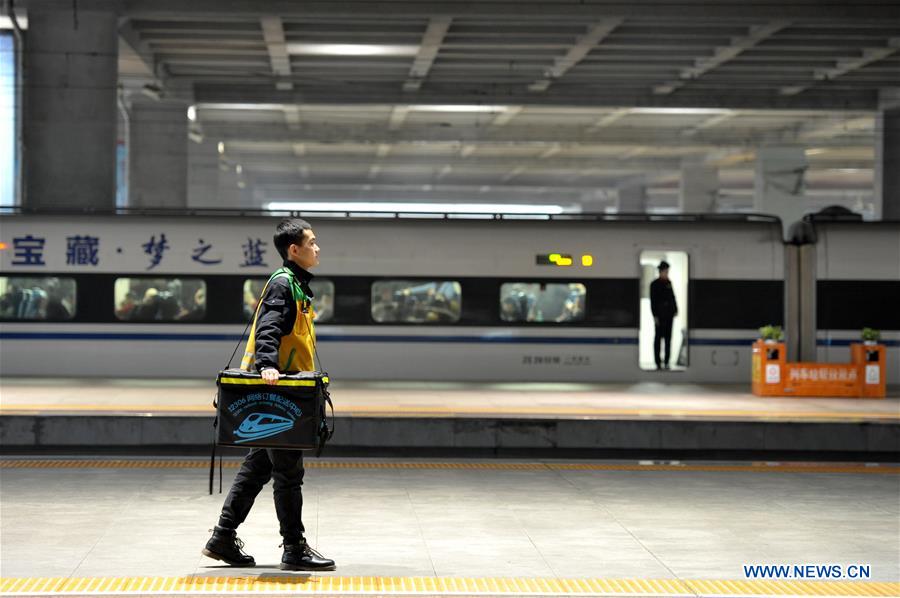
0,459,897,475
0,576,896,596
1,404,897,420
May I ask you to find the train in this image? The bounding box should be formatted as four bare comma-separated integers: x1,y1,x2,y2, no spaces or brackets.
0,211,897,385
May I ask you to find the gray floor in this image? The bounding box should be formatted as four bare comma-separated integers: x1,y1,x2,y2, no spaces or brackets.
1,459,898,582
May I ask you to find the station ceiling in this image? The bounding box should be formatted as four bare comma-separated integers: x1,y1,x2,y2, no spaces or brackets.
112,1,900,209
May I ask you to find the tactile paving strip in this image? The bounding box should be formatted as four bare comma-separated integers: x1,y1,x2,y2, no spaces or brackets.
0,576,897,596
0,459,897,475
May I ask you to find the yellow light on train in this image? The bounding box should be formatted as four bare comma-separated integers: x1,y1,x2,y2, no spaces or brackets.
582,254,593,266
0,242,7,251
537,253,573,266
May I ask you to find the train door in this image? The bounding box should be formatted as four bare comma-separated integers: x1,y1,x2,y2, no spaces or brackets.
639,250,689,371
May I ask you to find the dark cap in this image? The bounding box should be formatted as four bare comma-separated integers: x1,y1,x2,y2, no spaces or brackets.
658,260,670,270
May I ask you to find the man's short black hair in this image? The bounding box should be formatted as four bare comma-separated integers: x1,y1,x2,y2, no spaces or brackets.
274,218,312,260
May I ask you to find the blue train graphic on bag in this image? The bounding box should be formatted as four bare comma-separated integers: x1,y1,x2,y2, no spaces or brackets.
234,413,295,443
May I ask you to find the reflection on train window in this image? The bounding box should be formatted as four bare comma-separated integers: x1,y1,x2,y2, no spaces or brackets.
371,280,462,324
115,278,206,321
242,278,335,323
500,283,586,323
0,277,76,320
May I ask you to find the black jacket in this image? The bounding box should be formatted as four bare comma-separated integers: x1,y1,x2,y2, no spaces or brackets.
649,278,677,319
254,260,315,372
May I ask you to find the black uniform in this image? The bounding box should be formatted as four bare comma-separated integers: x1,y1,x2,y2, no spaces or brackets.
649,277,677,369
217,261,315,545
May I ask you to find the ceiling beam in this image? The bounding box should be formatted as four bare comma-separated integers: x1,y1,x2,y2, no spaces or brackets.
120,1,900,21
403,16,452,92
794,116,874,140
282,105,301,130
781,38,900,96
118,19,157,79
259,15,293,90
222,155,692,171
388,106,410,130
528,19,622,92
200,121,873,147
192,83,880,111
490,106,523,127
681,112,737,137
653,20,790,95
586,108,630,131
258,179,643,195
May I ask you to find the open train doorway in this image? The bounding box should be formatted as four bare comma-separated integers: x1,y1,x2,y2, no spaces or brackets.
639,250,689,371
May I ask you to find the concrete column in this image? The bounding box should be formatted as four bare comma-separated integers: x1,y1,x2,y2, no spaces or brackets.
22,0,118,210
754,146,808,239
128,101,189,208
678,163,718,212
875,107,900,221
617,185,647,213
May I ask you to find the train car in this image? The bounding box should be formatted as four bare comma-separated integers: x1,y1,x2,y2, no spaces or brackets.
1,212,894,385
811,220,900,384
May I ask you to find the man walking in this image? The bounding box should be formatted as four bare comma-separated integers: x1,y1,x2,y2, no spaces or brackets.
202,218,335,571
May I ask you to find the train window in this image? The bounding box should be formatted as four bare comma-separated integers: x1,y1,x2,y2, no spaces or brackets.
639,250,689,371
500,282,586,323
242,278,335,323
371,280,462,324
0,277,76,320
115,278,207,322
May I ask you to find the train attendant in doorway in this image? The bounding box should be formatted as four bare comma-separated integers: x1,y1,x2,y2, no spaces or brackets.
202,218,335,571
650,260,678,370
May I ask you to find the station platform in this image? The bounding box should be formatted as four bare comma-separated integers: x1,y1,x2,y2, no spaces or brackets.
1,379,898,457
0,456,898,597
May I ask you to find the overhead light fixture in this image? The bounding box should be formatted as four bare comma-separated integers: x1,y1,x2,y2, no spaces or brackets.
266,201,574,214
0,16,28,30
187,105,197,122
199,103,292,111
410,105,510,113
805,148,827,156
628,108,733,115
217,142,225,155
236,164,243,175
287,43,419,57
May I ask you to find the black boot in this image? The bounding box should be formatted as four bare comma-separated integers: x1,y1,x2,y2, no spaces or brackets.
202,526,255,567
280,540,335,571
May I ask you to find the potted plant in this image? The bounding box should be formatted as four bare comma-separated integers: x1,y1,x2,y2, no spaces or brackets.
862,327,881,345
759,325,784,344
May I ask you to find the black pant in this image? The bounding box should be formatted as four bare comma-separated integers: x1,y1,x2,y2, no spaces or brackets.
654,317,674,368
218,448,305,543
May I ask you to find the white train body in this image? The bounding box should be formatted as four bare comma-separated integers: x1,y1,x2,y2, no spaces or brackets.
0,214,896,384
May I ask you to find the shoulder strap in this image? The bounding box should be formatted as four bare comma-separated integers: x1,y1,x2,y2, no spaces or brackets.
223,269,285,371
271,268,310,304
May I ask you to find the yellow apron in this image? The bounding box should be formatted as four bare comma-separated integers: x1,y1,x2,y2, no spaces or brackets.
240,268,316,373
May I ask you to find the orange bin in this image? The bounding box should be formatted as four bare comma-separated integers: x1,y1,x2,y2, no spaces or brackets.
752,341,885,399
751,341,785,396
851,343,886,398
